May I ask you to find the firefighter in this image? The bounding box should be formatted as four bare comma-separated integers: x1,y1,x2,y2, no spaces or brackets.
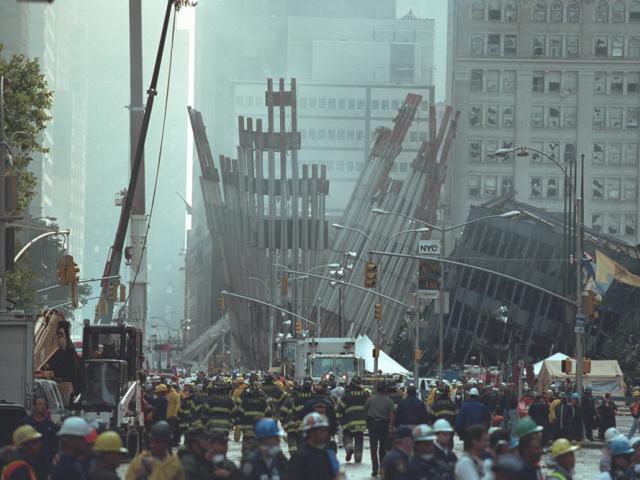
337,376,370,463
235,380,272,457
232,377,248,442
202,376,236,437
281,376,315,457
3,425,42,480
262,373,288,421
176,383,200,439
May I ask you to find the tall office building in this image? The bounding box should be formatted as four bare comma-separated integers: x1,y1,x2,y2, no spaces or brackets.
447,0,640,245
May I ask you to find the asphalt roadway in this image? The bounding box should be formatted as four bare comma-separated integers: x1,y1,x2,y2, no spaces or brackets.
118,414,635,479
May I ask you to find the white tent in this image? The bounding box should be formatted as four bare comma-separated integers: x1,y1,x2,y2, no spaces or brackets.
355,335,411,376
533,352,569,376
537,359,625,396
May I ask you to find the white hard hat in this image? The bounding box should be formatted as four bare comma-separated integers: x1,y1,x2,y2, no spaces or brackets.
429,381,437,387
468,379,477,385
605,428,622,444
413,424,435,442
302,412,329,432
469,387,480,397
432,419,453,433
58,416,90,437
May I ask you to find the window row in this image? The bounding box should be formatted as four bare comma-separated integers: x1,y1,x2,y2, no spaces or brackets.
235,95,428,112
320,160,409,174
469,105,515,128
468,140,514,163
531,35,579,58
530,176,562,199
301,129,364,143
531,106,577,129
470,69,516,93
470,33,517,57
592,213,636,237
532,71,577,94
592,178,637,201
467,175,514,198
592,143,638,166
593,107,639,129
527,142,576,164
470,0,518,21
594,72,640,94
594,36,640,58
594,0,640,23
531,0,581,23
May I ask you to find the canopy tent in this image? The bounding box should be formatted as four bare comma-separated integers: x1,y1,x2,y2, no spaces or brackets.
537,359,624,396
355,335,411,376
533,352,569,376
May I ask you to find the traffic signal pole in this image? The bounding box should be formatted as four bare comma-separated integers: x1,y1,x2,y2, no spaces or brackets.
438,231,446,381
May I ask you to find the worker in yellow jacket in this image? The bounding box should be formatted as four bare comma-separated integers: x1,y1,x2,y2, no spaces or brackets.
232,377,248,442
166,383,181,447
125,421,185,480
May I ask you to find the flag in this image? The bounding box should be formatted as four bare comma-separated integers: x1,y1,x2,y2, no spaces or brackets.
595,250,640,290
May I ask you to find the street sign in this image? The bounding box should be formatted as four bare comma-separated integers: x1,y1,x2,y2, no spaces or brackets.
418,239,441,256
418,260,440,299
575,314,586,328
574,326,585,333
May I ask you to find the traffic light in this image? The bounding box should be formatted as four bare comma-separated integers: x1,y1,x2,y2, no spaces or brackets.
295,320,302,335
561,359,572,373
374,303,383,321
217,295,225,312
583,290,596,317
414,348,422,361
57,257,68,285
280,276,288,297
583,358,592,374
364,261,378,288
119,285,127,302
372,347,379,358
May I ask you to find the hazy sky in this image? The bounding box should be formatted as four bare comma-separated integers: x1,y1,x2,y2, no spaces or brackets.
397,0,448,100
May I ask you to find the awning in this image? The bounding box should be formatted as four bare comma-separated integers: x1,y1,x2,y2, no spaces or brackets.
533,352,569,376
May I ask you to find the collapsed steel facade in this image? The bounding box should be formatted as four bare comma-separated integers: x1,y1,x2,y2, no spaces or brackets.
393,194,640,373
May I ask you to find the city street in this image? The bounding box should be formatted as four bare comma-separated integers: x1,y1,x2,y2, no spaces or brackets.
116,413,634,479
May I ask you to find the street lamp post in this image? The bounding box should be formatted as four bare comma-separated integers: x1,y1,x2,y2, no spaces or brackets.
497,146,585,393
373,208,520,380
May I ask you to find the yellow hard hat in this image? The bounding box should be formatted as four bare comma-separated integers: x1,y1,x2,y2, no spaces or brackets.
155,384,168,393
13,425,42,447
551,438,579,458
633,390,640,398
93,431,128,454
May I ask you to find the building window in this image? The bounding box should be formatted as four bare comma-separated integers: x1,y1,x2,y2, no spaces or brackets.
550,0,563,22
502,71,516,92
564,143,576,163
381,99,389,110
470,105,483,127
610,72,624,94
547,178,559,198
502,106,515,127
627,107,639,128
625,214,637,236
547,143,560,163
487,70,499,92
626,73,640,93
595,36,609,56
612,36,625,56
530,177,542,198
328,98,337,109
596,1,609,22
319,98,327,108
566,36,579,57
549,36,562,57
338,98,346,109
629,38,640,57
348,99,356,110
488,0,501,19
471,34,484,55
502,177,514,194
593,107,605,129
530,143,544,163
533,71,545,92
547,71,561,91
485,140,499,162
391,99,400,110
488,34,501,56
592,214,603,232
484,176,498,196
593,144,605,165
564,107,577,128
608,214,620,235
347,130,355,141
487,105,499,127
533,1,546,22
607,178,621,199
504,1,517,21
631,0,640,22
531,106,544,127
567,1,580,22
469,141,482,162
608,107,623,128
468,176,481,197
612,0,625,22
532,36,546,56
594,72,607,93
327,129,335,140
593,178,604,199
547,106,561,128
609,143,622,164
624,179,637,200
356,99,364,109
472,0,485,20
318,129,326,140
502,35,516,56
626,144,638,165
337,130,345,141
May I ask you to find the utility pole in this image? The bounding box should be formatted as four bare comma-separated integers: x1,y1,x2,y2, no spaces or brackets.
0,77,7,311
438,231,446,381
575,197,584,392
128,0,148,333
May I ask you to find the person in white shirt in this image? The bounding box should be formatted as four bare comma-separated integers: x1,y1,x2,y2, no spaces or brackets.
455,424,489,480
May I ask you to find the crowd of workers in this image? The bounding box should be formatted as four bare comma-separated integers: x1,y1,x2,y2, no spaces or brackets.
1,371,640,479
